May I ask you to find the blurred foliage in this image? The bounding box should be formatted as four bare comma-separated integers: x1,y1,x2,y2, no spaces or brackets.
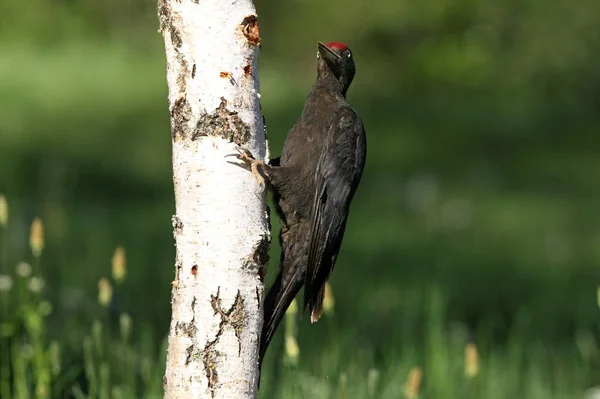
1,0,600,396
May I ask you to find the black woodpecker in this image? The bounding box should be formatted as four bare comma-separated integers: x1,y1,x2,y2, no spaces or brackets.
236,41,367,373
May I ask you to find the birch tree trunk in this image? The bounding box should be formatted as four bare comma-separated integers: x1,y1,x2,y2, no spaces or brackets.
157,0,269,397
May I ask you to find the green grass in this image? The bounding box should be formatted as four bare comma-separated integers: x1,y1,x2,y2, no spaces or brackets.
0,212,167,398
0,203,597,398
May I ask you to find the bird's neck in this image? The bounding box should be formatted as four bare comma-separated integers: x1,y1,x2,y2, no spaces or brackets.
314,71,347,98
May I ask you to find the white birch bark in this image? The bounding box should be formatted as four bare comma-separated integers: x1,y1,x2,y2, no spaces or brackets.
158,0,269,397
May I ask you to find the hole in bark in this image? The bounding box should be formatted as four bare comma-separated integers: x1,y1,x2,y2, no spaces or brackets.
241,15,260,45
243,64,252,77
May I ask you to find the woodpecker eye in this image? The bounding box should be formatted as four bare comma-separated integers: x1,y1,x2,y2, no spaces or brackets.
347,52,351,58
317,51,320,58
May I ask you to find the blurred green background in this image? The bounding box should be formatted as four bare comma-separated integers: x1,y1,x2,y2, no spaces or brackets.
1,0,600,397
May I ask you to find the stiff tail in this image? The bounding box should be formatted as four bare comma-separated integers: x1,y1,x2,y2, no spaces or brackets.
259,272,303,371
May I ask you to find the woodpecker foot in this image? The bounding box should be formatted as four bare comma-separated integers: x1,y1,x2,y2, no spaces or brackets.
229,147,267,190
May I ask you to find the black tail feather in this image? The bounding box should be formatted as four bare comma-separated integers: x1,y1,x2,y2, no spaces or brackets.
258,271,303,374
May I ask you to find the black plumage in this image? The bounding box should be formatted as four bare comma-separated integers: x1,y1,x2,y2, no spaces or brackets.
237,41,367,373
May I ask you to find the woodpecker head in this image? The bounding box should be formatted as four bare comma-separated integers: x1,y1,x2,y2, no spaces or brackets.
317,41,356,95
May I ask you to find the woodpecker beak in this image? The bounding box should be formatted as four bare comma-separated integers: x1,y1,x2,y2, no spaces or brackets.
317,41,342,70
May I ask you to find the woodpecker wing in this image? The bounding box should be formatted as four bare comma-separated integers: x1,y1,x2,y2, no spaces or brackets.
303,105,366,321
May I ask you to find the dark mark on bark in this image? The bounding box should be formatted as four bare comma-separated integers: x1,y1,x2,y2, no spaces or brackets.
157,0,181,49
173,260,183,285
159,1,192,141
172,215,184,235
170,96,192,140
210,287,246,357
192,63,196,78
186,343,202,366
202,337,219,397
241,15,260,45
176,320,197,338
176,53,189,93
228,292,246,356
255,286,262,310
199,287,225,396
191,265,198,276
176,295,197,337
193,98,251,146
252,234,270,282
210,287,222,315
157,0,170,33
182,296,200,361
252,234,270,266
178,296,197,337
169,24,182,48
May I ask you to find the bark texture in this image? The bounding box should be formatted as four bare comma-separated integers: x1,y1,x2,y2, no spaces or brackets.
158,0,269,397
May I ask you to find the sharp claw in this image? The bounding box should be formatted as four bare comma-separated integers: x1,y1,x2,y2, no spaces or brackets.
225,146,255,161
225,146,267,190
240,148,255,159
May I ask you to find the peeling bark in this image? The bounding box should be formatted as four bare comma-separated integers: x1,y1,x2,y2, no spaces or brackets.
158,0,269,397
